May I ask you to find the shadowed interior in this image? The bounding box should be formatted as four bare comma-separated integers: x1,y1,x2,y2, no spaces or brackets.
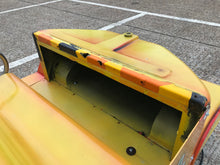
39,46,182,162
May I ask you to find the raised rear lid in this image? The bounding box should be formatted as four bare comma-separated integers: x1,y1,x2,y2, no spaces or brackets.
34,29,210,114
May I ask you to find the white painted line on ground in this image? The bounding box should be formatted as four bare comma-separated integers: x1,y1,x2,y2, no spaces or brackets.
70,0,142,13
0,53,38,72
99,13,146,30
0,0,63,15
8,53,39,69
69,0,220,27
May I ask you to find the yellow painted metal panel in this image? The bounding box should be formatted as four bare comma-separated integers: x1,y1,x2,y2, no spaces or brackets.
171,81,220,164
35,29,209,99
50,39,60,48
149,109,180,151
96,32,138,50
30,29,218,164
27,75,171,165
172,112,190,158
104,61,122,77
159,84,192,113
202,80,220,125
0,73,129,165
33,29,210,114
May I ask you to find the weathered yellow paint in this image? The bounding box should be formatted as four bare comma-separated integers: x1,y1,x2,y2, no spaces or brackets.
75,49,90,60
33,29,210,114
50,39,60,48
35,42,187,114
148,109,181,152
22,72,44,86
28,74,171,165
172,112,190,158
0,73,130,165
159,84,192,113
15,29,218,165
33,31,41,40
170,114,205,165
170,80,220,164
0,29,219,165
32,30,212,162
37,30,209,99
104,61,122,77
199,80,220,148
202,81,220,125
96,33,138,50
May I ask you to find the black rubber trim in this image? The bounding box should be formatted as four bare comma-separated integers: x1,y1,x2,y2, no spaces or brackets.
188,92,207,115
59,43,78,57
32,32,42,61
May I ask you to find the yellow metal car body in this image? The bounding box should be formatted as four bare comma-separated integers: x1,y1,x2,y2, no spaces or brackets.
0,29,219,165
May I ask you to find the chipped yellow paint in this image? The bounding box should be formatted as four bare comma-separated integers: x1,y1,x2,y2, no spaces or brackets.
75,49,90,60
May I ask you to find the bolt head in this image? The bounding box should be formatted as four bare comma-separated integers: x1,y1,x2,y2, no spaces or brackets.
126,147,136,156
124,32,133,37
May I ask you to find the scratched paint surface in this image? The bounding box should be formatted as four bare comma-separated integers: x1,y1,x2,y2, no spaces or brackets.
0,0,219,164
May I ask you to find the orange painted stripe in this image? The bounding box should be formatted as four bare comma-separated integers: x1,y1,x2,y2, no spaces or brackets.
37,33,52,46
120,68,170,93
87,55,108,69
37,63,44,76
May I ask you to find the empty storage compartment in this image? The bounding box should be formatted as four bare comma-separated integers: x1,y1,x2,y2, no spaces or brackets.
37,46,182,164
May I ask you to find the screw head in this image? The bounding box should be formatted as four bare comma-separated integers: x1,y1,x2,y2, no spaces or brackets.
126,147,136,156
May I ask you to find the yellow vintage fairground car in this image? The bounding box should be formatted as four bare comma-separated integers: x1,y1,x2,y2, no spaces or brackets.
0,29,219,165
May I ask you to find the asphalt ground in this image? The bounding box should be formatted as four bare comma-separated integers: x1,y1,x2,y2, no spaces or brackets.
0,0,220,164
